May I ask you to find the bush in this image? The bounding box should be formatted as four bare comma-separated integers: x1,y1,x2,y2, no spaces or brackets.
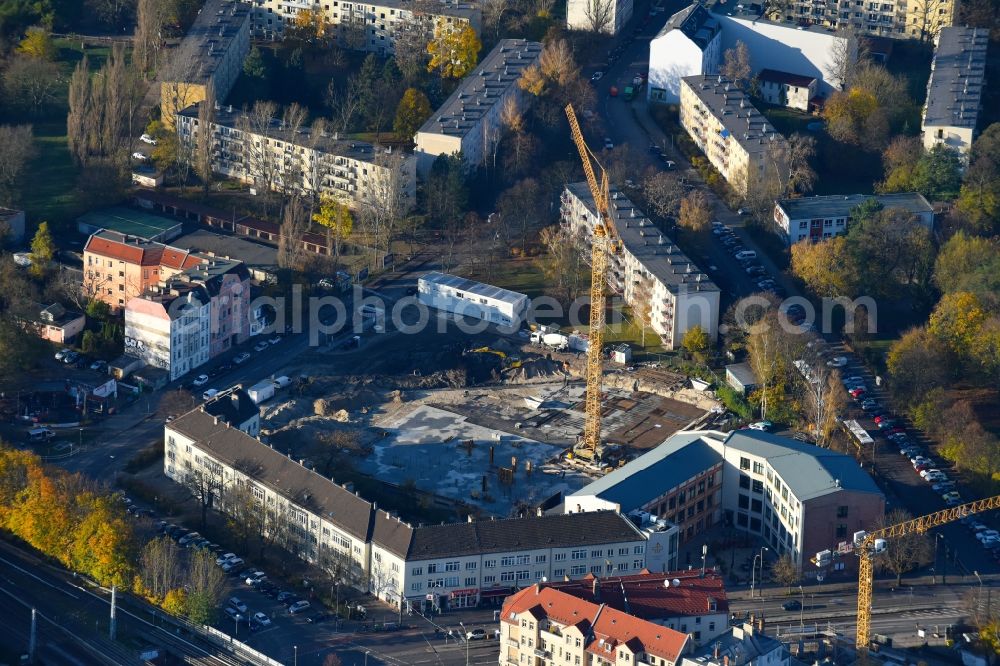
717,384,753,420
124,440,163,473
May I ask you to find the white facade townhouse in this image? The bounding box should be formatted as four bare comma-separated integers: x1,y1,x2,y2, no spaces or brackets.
922,27,988,159
566,0,634,35
773,193,933,244
757,69,817,112
648,4,722,103
247,0,481,55
414,39,542,175
164,408,677,613
417,271,530,329
177,103,416,212
561,183,720,350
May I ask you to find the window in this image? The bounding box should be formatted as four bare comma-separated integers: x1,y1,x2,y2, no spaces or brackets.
751,498,763,513
500,571,515,582
465,577,477,586
535,555,547,563
411,582,423,591
619,548,628,556
427,563,439,574
553,569,565,578
517,570,530,580
752,479,764,494
516,554,531,565
484,559,496,568
590,565,602,574
571,549,587,560
738,494,750,510
740,457,751,471
739,474,751,489
554,553,566,562
836,524,847,538
570,565,586,576
483,575,496,584
501,556,515,567
445,561,460,572
412,566,423,576
837,506,849,518
753,461,764,474
590,549,602,558
466,561,477,570
633,545,644,554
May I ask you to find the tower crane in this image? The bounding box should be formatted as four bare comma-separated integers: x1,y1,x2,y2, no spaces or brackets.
850,494,1000,652
564,103,620,463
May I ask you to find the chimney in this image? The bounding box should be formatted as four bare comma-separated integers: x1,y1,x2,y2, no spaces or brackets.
467,514,474,523
714,643,721,659
536,506,543,517
592,577,600,600
756,617,765,634
724,656,730,666
535,583,540,595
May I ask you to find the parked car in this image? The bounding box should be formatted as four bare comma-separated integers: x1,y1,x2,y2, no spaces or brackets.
268,336,282,345
932,481,957,492
54,348,71,361
827,356,848,368
245,571,267,586
591,71,604,82
252,612,272,627
942,491,962,503
216,552,239,566
277,591,297,604
849,388,867,399
748,421,773,431
467,628,488,640
782,600,802,611
177,532,200,546
90,359,108,372
228,597,248,614
140,133,157,145
221,558,244,572
192,374,209,387
288,600,311,614
233,352,251,364
224,607,243,622
132,151,148,161
253,341,269,352
734,250,757,261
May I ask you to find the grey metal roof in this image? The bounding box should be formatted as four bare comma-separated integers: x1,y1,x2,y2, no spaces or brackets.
419,271,529,306
776,193,932,220
923,27,988,130
725,362,757,388
655,4,720,48
681,75,785,159
564,183,719,295
173,229,278,271
566,433,722,513
417,39,542,139
722,431,882,501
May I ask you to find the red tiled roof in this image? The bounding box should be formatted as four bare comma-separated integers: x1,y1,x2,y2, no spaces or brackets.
502,586,689,663
84,234,160,265
542,570,728,620
160,247,200,270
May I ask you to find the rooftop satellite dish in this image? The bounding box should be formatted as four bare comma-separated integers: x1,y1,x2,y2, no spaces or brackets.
672,578,681,587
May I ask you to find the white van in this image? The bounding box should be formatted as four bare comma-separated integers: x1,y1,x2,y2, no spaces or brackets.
26,427,55,442
202,388,219,401
273,376,292,389
734,250,757,261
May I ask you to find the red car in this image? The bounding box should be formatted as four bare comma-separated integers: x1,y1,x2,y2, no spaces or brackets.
874,414,892,424
850,388,866,399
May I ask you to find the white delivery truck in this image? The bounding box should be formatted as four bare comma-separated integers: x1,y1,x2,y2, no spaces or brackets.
247,381,275,404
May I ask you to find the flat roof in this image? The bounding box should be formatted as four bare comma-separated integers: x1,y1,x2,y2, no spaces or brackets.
776,193,932,220
654,4,721,48
78,207,183,241
167,0,250,86
178,103,398,165
417,39,542,139
565,183,719,295
923,26,988,130
725,362,757,387
419,271,529,305
566,432,722,513
172,229,278,270
681,75,786,159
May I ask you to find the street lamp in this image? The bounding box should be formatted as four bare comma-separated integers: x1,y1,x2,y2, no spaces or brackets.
933,534,944,585
459,621,470,666
974,570,984,616
750,547,769,599
364,649,371,666
798,584,804,628
293,645,298,666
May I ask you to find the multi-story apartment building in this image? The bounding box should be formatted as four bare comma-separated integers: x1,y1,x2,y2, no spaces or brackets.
680,620,787,666
177,103,416,213
539,570,731,646
922,27,988,159
247,0,481,55
160,0,251,128
773,192,934,243
566,0,634,35
679,75,787,196
501,584,691,666
566,432,724,546
83,230,202,311
765,0,956,38
414,39,543,175
561,183,720,350
124,257,251,380
164,408,677,612
648,4,722,103
566,430,885,574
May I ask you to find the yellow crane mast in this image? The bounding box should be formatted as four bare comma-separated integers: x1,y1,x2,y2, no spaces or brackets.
564,103,620,461
855,494,1000,651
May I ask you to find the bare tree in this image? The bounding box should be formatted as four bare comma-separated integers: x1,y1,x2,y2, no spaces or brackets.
482,0,511,38
278,103,309,195
3,56,61,115
0,125,35,202
134,0,167,76
828,27,865,90
186,548,226,605
642,171,684,219
278,196,311,270
358,150,410,271
140,536,182,600
721,41,751,88
184,468,226,530
222,482,266,553
583,0,615,33
872,508,932,586
326,79,361,136
157,388,197,419
237,101,280,210
195,83,216,191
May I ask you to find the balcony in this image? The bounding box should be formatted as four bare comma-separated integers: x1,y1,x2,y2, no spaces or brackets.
507,638,520,648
